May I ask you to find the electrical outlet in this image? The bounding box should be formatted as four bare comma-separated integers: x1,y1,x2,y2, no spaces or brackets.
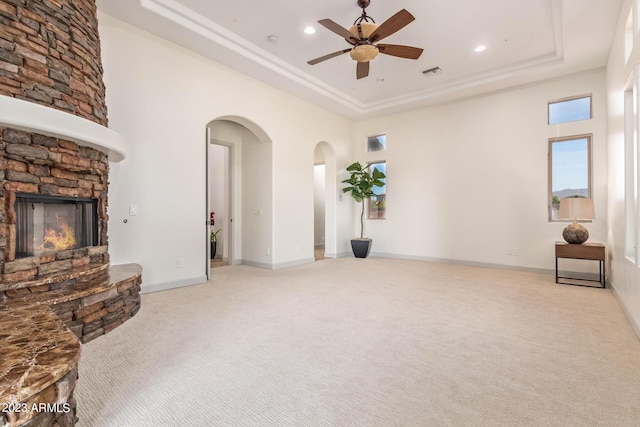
266,248,270,256
177,257,184,268
512,248,519,256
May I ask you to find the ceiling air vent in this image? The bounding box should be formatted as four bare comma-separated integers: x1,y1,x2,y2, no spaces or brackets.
422,66,443,76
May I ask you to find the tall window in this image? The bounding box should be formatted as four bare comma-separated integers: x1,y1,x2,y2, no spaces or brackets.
548,135,592,220
625,84,639,262
368,162,386,219
548,96,592,124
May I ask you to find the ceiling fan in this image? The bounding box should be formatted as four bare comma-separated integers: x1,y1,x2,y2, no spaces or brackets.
307,0,424,79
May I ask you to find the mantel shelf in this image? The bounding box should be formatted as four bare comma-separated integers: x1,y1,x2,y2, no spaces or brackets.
0,95,127,162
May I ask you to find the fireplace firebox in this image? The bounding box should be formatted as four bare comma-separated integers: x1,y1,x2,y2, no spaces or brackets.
15,193,99,259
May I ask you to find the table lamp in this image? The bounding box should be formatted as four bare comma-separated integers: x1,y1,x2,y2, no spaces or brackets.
558,197,595,244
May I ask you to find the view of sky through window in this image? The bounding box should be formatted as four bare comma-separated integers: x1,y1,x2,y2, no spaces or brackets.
551,138,589,197
549,96,591,124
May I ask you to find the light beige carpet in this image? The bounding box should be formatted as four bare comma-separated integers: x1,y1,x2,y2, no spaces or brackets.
76,258,640,426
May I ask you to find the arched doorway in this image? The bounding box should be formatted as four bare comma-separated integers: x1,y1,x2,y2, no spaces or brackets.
206,117,273,278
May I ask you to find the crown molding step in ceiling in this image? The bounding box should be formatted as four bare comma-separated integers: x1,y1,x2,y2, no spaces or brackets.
97,0,619,118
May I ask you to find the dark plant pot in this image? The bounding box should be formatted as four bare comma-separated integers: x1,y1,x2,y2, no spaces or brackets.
351,238,372,258
210,241,217,259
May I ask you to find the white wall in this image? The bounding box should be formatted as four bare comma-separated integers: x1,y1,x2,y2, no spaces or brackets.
99,13,352,291
607,0,640,335
353,69,608,271
241,126,272,267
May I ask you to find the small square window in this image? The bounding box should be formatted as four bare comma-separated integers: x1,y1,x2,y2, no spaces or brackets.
367,134,386,152
548,96,592,125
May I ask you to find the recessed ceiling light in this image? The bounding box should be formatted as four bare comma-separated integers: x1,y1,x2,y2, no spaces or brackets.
304,26,316,35
474,45,487,52
377,78,384,82
267,35,278,43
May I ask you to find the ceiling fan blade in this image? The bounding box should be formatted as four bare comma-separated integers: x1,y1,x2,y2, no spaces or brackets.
356,61,369,79
369,9,415,43
307,48,352,65
318,19,358,43
377,44,424,60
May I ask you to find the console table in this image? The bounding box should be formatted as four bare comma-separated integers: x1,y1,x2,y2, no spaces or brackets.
555,242,605,288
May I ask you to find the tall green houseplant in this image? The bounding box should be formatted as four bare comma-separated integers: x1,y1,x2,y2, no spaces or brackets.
342,161,386,257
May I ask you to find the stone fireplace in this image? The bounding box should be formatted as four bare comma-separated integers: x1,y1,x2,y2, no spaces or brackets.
13,193,98,259
0,1,140,426
1,129,110,287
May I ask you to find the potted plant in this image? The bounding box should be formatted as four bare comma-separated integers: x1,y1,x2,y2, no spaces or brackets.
209,211,221,259
341,161,386,258
210,228,221,259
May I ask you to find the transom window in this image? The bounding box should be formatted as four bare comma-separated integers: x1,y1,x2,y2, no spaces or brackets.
548,96,592,125
367,134,386,152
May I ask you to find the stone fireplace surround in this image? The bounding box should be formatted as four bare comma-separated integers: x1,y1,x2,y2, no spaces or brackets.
0,1,138,426
0,128,141,427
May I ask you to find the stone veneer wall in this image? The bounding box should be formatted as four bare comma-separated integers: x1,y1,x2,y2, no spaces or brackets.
0,0,108,125
50,267,142,344
0,0,110,280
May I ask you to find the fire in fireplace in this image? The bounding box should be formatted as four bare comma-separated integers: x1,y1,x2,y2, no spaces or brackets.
15,193,98,259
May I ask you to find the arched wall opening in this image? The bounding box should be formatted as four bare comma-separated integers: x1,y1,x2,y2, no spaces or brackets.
206,116,273,275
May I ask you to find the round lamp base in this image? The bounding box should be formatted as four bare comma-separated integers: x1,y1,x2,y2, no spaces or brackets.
562,223,589,244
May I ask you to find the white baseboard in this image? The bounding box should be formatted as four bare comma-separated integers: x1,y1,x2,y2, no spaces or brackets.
141,275,207,294
609,283,640,341
370,251,556,275
327,251,352,258
241,257,315,270
273,257,315,269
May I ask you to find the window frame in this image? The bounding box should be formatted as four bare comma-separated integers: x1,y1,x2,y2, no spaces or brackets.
548,134,593,222
625,74,640,263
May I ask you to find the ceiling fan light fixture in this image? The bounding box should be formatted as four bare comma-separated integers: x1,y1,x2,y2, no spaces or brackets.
348,22,378,39
308,2,421,79
350,44,379,62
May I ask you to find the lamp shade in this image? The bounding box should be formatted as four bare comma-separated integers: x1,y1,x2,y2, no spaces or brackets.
558,197,595,220
350,44,379,62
